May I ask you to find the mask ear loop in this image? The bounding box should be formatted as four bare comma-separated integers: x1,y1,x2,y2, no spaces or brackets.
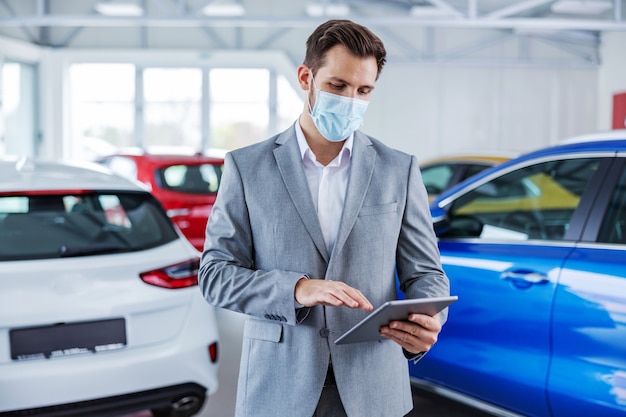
306,72,318,115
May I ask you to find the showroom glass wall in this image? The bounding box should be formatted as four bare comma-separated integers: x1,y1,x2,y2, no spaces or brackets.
0,60,38,158
69,63,303,161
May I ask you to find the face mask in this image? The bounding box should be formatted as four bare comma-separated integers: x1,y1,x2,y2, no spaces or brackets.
308,75,369,142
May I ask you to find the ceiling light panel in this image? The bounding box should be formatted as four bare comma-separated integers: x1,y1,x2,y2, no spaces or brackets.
94,2,144,17
202,4,246,17
305,3,350,17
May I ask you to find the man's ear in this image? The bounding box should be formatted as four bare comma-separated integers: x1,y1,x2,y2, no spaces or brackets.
297,65,312,91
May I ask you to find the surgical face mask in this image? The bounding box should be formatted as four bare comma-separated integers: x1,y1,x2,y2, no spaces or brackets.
308,75,369,142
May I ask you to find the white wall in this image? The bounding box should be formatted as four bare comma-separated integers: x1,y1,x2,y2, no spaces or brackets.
363,63,598,161
597,32,626,130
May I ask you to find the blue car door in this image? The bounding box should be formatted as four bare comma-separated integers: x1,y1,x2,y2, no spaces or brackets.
412,156,609,417
548,158,626,416
415,240,564,417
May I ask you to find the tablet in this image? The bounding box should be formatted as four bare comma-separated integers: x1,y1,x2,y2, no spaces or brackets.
334,295,458,345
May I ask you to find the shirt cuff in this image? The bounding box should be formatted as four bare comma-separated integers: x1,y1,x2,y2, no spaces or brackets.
294,274,309,309
404,349,427,364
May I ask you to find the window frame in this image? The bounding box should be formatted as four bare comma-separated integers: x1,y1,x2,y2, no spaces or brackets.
580,157,626,243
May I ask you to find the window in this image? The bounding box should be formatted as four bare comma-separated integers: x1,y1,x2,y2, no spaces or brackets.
209,68,269,150
68,63,303,159
443,158,601,241
277,74,304,132
70,64,135,159
101,156,138,182
144,68,202,151
597,167,626,244
1,61,38,158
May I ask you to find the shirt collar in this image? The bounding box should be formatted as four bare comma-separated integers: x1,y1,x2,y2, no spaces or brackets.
295,119,353,164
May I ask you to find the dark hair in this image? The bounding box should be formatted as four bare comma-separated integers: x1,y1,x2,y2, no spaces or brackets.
303,19,387,79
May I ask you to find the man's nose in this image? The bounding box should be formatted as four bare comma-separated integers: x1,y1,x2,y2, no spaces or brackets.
343,88,360,99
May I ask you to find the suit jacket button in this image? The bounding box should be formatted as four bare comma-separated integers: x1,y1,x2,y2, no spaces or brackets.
319,328,330,338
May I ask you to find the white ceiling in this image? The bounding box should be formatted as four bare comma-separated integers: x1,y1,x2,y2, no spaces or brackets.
0,0,624,66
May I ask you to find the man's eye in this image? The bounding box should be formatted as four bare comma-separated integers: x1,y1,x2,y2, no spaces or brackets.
330,84,345,90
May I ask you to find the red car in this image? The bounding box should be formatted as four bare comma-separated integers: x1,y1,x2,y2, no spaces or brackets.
98,152,224,251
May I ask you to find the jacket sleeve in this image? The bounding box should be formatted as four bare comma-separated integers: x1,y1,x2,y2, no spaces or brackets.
198,152,306,326
396,155,451,326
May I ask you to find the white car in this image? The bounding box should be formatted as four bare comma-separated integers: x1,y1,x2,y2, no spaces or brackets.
0,158,219,417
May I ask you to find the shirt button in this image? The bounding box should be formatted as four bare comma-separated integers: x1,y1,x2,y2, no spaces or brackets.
319,328,330,338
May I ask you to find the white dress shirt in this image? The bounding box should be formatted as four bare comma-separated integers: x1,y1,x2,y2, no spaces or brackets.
295,121,353,255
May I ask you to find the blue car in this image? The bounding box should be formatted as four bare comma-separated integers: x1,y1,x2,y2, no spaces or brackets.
410,130,626,417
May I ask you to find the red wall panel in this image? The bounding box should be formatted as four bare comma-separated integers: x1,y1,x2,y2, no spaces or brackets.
613,92,626,129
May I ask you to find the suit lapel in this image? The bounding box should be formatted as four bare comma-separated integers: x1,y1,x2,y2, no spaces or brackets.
333,132,376,258
273,127,330,262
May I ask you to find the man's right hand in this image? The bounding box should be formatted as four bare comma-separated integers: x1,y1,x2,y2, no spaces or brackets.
294,278,373,311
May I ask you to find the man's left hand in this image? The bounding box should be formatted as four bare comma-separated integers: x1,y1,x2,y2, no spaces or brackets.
379,313,442,354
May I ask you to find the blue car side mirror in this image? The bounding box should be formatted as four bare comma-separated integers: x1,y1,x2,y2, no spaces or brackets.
430,206,450,236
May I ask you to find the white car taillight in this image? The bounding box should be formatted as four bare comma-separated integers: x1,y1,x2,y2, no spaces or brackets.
140,258,199,289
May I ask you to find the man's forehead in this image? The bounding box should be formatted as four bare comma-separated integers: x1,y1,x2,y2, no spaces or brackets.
316,60,378,85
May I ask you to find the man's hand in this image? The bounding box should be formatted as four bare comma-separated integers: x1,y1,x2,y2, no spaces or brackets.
295,278,373,311
379,313,442,354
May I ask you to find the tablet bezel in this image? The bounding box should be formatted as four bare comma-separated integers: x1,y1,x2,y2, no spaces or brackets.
334,295,458,345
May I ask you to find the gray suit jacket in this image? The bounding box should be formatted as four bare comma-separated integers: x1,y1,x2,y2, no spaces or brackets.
199,124,450,417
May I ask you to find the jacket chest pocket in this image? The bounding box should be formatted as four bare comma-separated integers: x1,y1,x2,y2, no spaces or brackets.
352,202,401,246
358,202,398,217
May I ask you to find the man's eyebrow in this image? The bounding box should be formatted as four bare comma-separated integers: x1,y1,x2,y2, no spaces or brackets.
328,76,375,90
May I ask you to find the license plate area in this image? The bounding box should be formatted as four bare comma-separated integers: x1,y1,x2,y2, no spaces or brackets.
10,318,126,361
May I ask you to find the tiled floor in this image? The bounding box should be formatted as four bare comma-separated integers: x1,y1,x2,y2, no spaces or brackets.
121,308,492,417
121,388,491,417
408,388,492,417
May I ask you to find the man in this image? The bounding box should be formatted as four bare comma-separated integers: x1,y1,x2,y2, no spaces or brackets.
199,19,450,417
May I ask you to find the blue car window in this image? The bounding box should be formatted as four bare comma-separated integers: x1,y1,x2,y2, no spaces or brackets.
445,158,601,241
597,167,626,244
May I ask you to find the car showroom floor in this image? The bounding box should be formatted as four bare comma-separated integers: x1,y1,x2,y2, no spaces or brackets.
122,309,491,417
123,388,490,417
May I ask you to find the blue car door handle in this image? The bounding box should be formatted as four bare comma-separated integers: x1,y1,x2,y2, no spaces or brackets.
500,270,549,286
